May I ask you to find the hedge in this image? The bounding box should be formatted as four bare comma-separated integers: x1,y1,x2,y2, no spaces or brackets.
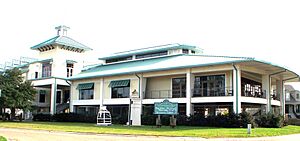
33,112,286,128
33,113,96,123
142,112,285,128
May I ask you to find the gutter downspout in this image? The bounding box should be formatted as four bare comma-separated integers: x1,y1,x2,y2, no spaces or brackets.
65,80,71,86
232,64,238,113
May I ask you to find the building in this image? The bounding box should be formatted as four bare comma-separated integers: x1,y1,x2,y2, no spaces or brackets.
1,26,93,116
285,85,300,118
68,43,300,126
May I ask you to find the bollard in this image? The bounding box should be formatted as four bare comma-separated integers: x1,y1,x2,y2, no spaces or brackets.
247,124,251,134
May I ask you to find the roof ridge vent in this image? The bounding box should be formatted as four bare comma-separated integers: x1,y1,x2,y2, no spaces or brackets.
55,25,70,36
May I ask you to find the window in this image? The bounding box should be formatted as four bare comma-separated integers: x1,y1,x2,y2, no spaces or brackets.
106,56,132,64
110,80,130,98
39,90,46,103
35,72,38,79
67,64,74,77
172,78,186,98
42,63,51,78
194,75,225,96
112,87,130,98
77,83,94,100
191,50,195,54
296,105,300,113
182,49,189,54
136,51,168,59
286,93,291,101
297,94,300,99
79,89,94,100
75,106,99,116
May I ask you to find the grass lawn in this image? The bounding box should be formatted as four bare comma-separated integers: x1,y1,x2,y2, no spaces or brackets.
1,121,300,138
0,136,7,141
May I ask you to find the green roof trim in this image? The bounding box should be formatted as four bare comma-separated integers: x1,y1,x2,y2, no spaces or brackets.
69,54,252,80
16,58,53,68
98,43,203,60
66,60,78,64
30,36,92,51
69,54,300,81
77,83,94,90
109,80,130,88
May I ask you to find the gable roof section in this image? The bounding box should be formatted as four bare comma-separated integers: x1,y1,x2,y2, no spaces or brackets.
69,54,253,80
30,36,92,51
98,43,203,60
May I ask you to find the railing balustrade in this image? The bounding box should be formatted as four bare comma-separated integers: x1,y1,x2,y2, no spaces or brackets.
145,90,186,99
192,87,233,97
242,89,266,98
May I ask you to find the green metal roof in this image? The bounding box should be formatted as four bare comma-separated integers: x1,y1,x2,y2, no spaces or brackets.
109,80,130,88
30,36,92,51
77,83,94,89
98,44,203,60
16,58,53,68
69,54,256,80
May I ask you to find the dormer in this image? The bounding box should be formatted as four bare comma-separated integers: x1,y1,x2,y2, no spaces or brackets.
99,44,203,64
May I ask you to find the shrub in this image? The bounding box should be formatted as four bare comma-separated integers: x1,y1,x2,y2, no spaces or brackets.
223,113,240,128
255,112,284,128
239,111,256,128
176,115,189,125
189,114,207,126
53,113,96,123
141,114,156,125
33,114,52,121
112,115,127,124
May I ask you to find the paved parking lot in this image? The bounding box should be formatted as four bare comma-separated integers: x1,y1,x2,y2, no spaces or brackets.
1,127,300,141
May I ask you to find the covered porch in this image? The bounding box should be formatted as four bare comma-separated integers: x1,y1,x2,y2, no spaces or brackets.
31,78,70,114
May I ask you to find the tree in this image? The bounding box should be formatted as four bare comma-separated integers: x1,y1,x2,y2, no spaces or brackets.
0,68,36,121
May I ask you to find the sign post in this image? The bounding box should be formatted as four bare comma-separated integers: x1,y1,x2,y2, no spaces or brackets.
154,99,178,128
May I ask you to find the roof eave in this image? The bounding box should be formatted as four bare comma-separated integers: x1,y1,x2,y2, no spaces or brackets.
68,59,250,81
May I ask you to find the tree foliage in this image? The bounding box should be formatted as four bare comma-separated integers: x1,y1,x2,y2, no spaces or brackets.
0,68,36,120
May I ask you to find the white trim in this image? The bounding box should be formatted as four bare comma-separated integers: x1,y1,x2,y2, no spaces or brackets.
142,98,187,104
72,100,101,106
241,97,267,104
191,96,233,103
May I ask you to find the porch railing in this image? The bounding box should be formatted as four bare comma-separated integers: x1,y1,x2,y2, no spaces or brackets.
145,89,186,99
242,90,266,98
192,87,233,97
271,90,280,101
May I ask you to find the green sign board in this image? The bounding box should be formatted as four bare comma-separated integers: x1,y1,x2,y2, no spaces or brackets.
154,99,178,115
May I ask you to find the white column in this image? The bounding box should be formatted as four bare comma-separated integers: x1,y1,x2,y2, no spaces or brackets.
233,68,242,114
262,75,271,113
100,78,104,107
186,69,194,116
131,75,143,126
276,79,284,115
69,82,74,113
50,83,57,115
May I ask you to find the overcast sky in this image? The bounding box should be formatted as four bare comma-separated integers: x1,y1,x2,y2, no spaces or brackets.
0,0,300,88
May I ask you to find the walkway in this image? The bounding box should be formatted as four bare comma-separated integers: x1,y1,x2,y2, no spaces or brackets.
1,128,300,141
